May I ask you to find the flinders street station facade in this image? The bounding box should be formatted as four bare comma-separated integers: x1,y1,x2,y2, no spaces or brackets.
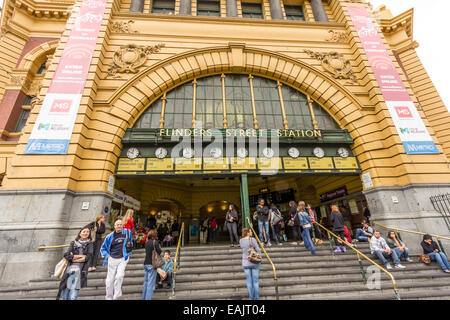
0,0,449,286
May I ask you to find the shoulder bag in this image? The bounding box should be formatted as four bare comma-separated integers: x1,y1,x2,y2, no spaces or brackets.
271,210,283,225
287,212,297,227
125,230,133,253
418,254,431,264
247,238,262,264
152,240,165,268
54,258,69,278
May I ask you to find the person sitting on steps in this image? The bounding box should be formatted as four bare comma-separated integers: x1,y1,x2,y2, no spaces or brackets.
421,234,450,273
370,230,406,269
354,221,373,242
156,250,174,288
386,231,413,262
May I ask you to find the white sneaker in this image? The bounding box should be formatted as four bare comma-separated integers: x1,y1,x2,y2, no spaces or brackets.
385,264,392,270
395,264,406,269
406,258,413,262
267,242,272,247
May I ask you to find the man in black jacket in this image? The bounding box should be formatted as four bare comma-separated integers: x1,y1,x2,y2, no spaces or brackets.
330,203,346,253
256,199,271,246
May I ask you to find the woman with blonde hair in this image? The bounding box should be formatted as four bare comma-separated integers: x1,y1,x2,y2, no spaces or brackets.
87,214,106,272
123,209,135,231
297,201,316,255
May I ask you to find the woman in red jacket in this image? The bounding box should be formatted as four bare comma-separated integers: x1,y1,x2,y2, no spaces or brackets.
123,209,135,231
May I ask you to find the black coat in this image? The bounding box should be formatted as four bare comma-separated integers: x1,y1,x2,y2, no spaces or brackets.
144,240,162,266
256,205,270,222
226,210,239,224
289,206,300,226
56,241,93,299
87,221,105,241
421,240,441,254
331,211,345,232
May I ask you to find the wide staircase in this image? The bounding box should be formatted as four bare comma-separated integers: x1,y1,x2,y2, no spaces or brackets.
1,241,450,300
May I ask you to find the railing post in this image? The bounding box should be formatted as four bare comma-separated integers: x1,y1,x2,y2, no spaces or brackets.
396,230,403,242
438,238,447,256
357,252,367,284
327,231,334,256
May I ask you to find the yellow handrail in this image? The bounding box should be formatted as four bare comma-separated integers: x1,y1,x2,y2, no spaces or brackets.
246,217,279,300
371,221,450,241
171,222,184,299
314,221,401,300
173,222,184,275
38,235,107,251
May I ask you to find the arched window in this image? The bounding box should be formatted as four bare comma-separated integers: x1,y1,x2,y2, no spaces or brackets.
134,74,340,130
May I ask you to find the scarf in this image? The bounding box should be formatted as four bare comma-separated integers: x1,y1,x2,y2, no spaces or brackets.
74,238,90,250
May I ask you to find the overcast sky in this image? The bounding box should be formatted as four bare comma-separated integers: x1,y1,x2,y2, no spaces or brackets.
0,0,448,111
369,0,450,112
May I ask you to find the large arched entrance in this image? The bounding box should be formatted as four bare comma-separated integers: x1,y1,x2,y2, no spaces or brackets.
114,70,367,244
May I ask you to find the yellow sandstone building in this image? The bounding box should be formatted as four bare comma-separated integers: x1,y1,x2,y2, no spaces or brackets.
0,0,449,285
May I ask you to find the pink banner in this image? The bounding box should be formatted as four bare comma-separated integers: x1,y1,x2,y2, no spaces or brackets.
25,0,107,154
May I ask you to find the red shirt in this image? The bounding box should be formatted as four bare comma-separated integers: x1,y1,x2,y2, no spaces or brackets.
124,217,134,230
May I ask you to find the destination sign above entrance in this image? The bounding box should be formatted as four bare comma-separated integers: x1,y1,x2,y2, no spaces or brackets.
115,156,361,176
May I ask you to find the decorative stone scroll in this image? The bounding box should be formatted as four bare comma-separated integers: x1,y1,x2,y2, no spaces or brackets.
304,50,357,83
111,20,138,33
107,43,165,78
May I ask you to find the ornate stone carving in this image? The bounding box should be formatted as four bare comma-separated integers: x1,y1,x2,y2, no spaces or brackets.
107,44,165,78
27,79,43,96
111,20,138,33
305,50,357,83
325,30,348,43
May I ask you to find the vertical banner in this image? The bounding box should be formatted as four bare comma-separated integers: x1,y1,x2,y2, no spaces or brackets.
25,0,107,154
347,6,439,155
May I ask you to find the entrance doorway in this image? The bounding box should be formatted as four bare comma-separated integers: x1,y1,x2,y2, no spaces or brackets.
114,173,366,245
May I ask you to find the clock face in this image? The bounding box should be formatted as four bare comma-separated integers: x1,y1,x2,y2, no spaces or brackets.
155,147,167,159
288,147,300,158
313,147,325,158
337,147,350,158
127,147,139,159
262,147,274,158
182,147,194,159
237,147,248,158
210,147,222,159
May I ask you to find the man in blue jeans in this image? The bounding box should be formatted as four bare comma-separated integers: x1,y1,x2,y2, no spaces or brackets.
355,222,374,242
370,230,406,269
256,199,271,246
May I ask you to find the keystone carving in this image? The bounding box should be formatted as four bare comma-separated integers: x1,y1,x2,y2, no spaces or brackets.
107,43,165,78
111,20,138,33
304,50,358,83
325,30,348,43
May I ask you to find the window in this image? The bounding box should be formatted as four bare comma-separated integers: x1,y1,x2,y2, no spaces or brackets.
225,75,254,129
241,2,263,19
133,74,340,131
312,102,340,130
197,0,220,16
36,61,47,74
284,5,305,21
152,0,175,14
14,109,30,132
196,76,223,128
282,85,313,129
252,77,282,129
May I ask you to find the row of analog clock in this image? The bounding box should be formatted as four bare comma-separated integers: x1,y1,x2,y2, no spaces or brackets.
127,146,350,159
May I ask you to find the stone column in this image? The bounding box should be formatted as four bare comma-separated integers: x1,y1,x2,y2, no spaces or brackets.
269,0,283,20
129,0,145,12
226,0,238,17
179,0,192,15
308,0,329,22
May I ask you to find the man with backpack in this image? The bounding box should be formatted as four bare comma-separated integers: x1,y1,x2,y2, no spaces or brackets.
256,199,271,246
269,203,283,245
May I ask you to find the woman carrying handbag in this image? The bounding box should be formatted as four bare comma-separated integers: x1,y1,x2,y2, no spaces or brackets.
298,201,316,255
239,228,262,300
56,226,93,300
142,229,162,300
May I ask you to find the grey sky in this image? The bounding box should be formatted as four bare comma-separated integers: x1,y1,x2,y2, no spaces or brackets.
369,0,450,112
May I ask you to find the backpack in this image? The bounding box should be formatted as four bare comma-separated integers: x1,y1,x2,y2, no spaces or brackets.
210,220,217,229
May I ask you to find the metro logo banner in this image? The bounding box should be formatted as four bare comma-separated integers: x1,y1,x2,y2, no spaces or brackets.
347,6,439,155
25,0,107,154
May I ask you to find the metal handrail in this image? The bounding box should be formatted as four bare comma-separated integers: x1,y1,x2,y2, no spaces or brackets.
171,222,185,299
314,221,401,300
38,235,107,251
246,217,279,300
371,221,450,256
